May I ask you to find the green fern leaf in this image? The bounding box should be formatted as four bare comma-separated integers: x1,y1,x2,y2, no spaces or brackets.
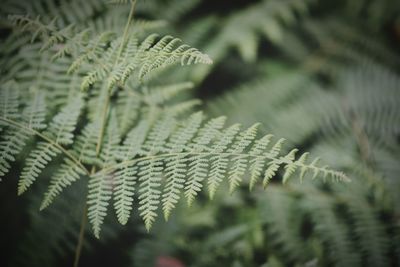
68,31,117,75
162,154,186,221
0,81,20,124
162,113,203,219
142,115,176,154
228,123,260,193
282,149,299,184
249,134,273,190
87,172,113,238
40,159,86,210
208,124,241,199
113,121,149,225
40,122,103,210
114,164,138,225
144,82,194,105
100,112,121,167
263,162,280,189
185,116,226,206
76,122,102,165
297,152,310,182
0,89,46,179
18,97,83,194
303,194,361,267
138,34,213,79
138,158,163,231
91,114,348,232
261,138,286,188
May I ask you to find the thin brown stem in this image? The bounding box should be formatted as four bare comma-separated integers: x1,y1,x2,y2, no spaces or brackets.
73,204,88,267
116,0,137,61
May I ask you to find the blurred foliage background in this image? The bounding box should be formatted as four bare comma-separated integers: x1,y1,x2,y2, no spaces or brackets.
1,0,400,266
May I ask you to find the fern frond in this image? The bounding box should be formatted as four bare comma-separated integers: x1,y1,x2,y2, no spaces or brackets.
91,114,347,233
178,0,316,81
207,123,241,199
302,193,361,267
8,14,212,92
18,97,83,195
136,0,201,23
18,142,61,195
0,89,46,179
100,112,121,167
0,81,20,123
40,159,86,210
282,149,299,184
138,157,163,231
138,34,213,79
39,121,104,210
67,31,117,75
228,123,260,193
165,99,202,116
87,113,121,236
69,32,210,90
113,121,149,225
75,122,102,165
87,171,113,238
3,0,105,26
259,188,307,263
115,90,141,135
342,189,390,266
8,15,59,43
143,82,194,105
185,116,227,206
141,115,177,154
249,134,273,190
162,112,203,220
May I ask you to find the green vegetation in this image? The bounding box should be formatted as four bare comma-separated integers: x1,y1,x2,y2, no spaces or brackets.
0,0,399,266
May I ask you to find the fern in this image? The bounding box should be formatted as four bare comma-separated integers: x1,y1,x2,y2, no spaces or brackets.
3,1,398,267
1,0,346,242
86,113,347,233
169,0,318,82
8,15,212,91
260,188,307,263
18,96,83,195
340,187,390,266
0,86,46,179
302,191,362,267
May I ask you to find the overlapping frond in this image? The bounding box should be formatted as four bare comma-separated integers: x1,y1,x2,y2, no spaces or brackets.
0,86,47,180
302,192,362,267
18,97,84,195
1,0,105,26
8,15,212,91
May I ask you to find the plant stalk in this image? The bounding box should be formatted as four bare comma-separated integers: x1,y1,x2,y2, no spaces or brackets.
73,205,88,267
